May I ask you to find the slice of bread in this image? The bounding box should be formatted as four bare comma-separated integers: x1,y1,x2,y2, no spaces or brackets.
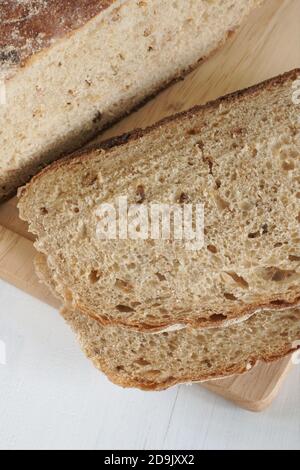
34,253,300,391
19,70,300,332
62,307,300,391
0,0,263,201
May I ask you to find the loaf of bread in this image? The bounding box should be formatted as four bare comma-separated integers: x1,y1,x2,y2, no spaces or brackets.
0,0,263,201
19,70,300,333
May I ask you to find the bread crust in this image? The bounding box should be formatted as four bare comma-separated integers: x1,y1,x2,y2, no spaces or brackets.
0,0,115,78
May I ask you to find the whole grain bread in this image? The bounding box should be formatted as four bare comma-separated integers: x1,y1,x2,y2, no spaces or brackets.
19,70,300,332
63,307,300,391
0,0,263,201
35,252,300,391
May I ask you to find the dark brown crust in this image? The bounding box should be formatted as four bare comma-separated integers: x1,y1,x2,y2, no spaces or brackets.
0,0,114,75
20,69,300,332
20,68,300,187
86,343,300,391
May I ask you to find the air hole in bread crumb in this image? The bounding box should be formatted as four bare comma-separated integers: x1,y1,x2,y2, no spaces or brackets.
207,245,217,254
89,269,102,283
210,313,228,321
230,127,246,138
223,293,238,301
116,305,135,313
136,185,146,203
156,272,166,282
159,308,169,315
178,192,191,204
214,193,230,211
203,360,212,368
196,140,204,151
127,263,136,270
270,299,285,306
248,231,260,239
40,207,48,215
143,370,161,379
115,279,133,292
187,127,202,136
145,314,157,321
82,172,98,187
280,332,289,338
135,358,151,367
226,272,249,289
282,161,295,171
240,201,252,212
262,267,297,282
289,255,300,262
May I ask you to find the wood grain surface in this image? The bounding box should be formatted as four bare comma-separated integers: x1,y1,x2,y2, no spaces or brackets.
0,0,299,412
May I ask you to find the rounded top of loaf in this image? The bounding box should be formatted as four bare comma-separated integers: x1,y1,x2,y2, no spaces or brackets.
0,0,115,79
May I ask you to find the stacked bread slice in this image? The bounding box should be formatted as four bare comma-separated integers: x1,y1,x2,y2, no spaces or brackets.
18,70,300,390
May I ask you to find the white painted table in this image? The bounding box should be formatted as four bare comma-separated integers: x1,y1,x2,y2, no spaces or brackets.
0,279,299,450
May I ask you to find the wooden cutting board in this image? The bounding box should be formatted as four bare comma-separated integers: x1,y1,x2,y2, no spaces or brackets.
0,0,298,411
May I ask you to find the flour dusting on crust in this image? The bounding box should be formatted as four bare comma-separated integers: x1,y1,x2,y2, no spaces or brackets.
0,0,115,79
